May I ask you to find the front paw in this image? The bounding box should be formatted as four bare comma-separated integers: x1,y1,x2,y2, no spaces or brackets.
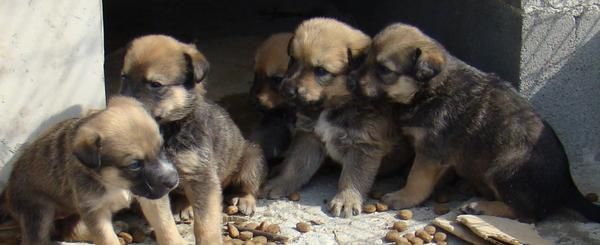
261,177,299,199
382,190,420,210
230,194,256,215
329,189,363,218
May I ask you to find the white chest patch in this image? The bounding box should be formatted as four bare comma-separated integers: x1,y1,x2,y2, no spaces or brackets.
314,110,346,163
85,186,133,213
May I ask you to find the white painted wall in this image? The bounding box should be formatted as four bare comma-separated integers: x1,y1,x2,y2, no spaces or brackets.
0,0,105,190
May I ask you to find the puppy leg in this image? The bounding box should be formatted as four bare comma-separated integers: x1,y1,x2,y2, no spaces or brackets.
13,202,55,245
182,174,223,245
460,201,517,219
330,150,383,217
80,208,120,245
138,196,187,244
229,143,267,215
382,153,447,209
262,132,326,198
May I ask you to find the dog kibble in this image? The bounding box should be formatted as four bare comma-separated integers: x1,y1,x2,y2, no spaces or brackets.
424,225,436,235
433,203,450,215
226,205,239,215
363,204,377,213
118,232,133,244
288,192,301,201
434,232,447,242
392,221,408,232
385,230,401,242
435,192,450,203
296,222,311,233
232,239,244,245
243,241,254,245
228,223,240,238
253,236,268,244
370,191,384,200
223,235,233,242
257,221,270,231
416,229,432,242
130,227,146,243
245,222,259,230
586,193,598,202
239,231,254,241
376,202,389,212
398,209,413,220
265,224,281,234
395,237,410,245
412,237,424,245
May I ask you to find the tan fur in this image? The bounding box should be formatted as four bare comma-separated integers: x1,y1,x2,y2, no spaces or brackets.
3,96,183,245
253,33,293,109
122,35,267,244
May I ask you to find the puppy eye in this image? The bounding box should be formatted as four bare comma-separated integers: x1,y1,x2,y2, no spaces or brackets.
146,80,164,89
314,67,330,77
127,160,144,171
376,63,393,75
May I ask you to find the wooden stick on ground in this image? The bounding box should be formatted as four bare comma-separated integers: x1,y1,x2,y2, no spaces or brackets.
232,223,290,243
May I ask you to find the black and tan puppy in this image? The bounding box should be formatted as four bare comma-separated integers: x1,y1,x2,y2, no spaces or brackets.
3,96,183,245
121,35,267,244
356,23,600,222
249,32,296,167
263,18,413,217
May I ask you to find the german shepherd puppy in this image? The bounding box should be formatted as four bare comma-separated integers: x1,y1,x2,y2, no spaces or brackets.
249,33,296,166
3,96,182,245
263,18,413,217
121,35,267,244
355,23,600,222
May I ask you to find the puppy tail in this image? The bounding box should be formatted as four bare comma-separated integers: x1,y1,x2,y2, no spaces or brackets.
567,189,600,222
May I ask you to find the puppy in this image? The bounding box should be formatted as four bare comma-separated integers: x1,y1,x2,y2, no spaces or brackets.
249,33,296,167
355,23,600,222
263,18,413,217
121,35,267,244
3,96,182,245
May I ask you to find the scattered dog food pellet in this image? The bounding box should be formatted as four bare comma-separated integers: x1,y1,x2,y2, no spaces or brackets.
288,192,301,201
243,241,254,245
416,229,433,242
266,224,281,234
245,222,259,230
412,237,424,245
226,205,239,215
228,223,240,238
223,235,233,242
396,237,411,245
433,203,450,215
376,202,389,212
232,239,244,245
435,192,450,203
392,221,408,232
586,193,598,202
253,235,268,244
118,232,133,244
404,232,416,241
239,231,254,241
130,227,146,243
370,191,384,200
385,230,401,242
296,222,311,233
424,225,436,235
434,232,447,242
257,221,270,231
363,204,377,213
398,209,413,220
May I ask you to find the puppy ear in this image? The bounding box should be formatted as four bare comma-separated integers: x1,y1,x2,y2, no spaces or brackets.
183,45,210,85
412,47,445,81
287,34,295,57
73,129,103,169
347,48,368,72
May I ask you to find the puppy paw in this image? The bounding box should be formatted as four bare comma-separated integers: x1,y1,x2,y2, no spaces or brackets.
261,177,299,199
382,191,420,210
230,194,256,216
179,205,194,222
329,189,363,218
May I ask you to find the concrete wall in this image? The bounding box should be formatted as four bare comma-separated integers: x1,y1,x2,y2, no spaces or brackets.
0,0,105,189
521,0,600,191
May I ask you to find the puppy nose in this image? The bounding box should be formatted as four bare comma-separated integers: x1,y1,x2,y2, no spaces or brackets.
282,84,297,99
161,174,179,189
